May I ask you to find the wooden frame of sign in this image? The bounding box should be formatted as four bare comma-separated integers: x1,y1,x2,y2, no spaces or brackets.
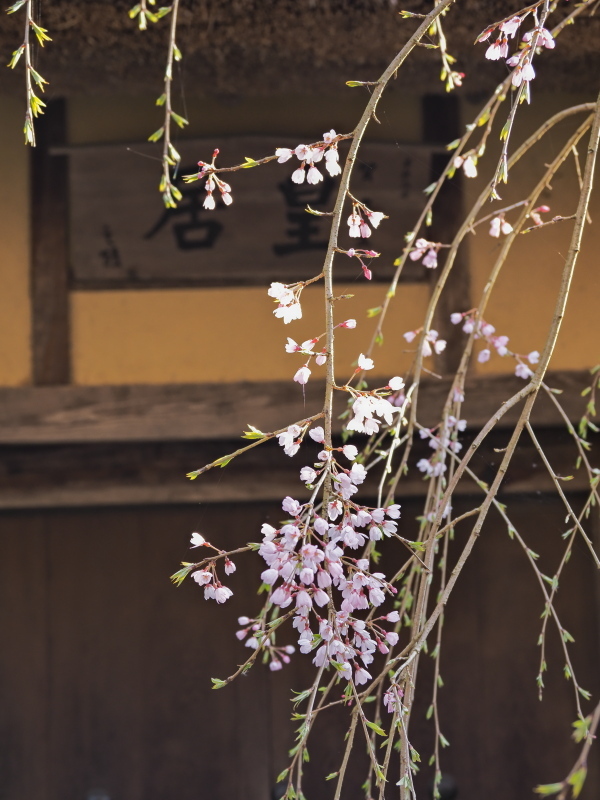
62,137,443,289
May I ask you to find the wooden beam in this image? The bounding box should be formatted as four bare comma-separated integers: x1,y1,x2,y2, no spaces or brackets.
0,371,591,446
0,425,593,509
30,98,70,385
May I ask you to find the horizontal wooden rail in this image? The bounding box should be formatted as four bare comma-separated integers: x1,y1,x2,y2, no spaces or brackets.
0,370,591,445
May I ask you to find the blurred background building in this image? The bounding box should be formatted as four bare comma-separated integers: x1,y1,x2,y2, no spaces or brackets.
0,1,598,798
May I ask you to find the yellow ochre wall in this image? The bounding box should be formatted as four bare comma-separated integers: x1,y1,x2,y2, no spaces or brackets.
462,93,600,376
0,97,31,385
0,91,598,387
69,90,427,385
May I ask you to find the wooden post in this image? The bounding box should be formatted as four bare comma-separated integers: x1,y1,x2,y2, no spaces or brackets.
30,98,71,385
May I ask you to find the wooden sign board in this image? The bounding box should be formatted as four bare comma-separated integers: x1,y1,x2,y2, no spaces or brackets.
67,137,438,288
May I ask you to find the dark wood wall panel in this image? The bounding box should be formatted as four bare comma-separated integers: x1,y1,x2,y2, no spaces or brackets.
0,512,48,800
0,499,597,799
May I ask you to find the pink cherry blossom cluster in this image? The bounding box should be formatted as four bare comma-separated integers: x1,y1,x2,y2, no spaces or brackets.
235,615,296,671
251,466,403,681
416,416,467,479
268,281,303,324
347,200,387,239
285,319,357,386
451,311,540,378
409,238,442,269
345,376,404,435
342,247,380,280
478,14,555,87
194,149,233,209
275,129,342,185
403,328,447,357
187,531,237,602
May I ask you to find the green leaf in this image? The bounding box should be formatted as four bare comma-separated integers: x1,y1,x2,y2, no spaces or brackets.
30,20,52,45
445,138,460,151
305,205,325,216
170,563,193,585
425,209,433,227
569,767,587,798
325,772,338,781
534,783,563,796
30,94,46,117
365,720,386,736
6,0,28,13
7,44,25,69
346,80,364,87
242,424,266,440
367,306,382,318
276,768,289,783
211,677,227,690
173,43,182,61
128,3,141,18
29,67,48,89
170,111,188,128
156,93,166,106
148,126,165,142
242,156,259,168
423,182,437,195
477,108,491,127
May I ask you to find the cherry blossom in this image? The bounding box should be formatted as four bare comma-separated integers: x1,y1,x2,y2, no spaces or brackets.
357,353,374,371
347,201,387,239
275,147,293,163
515,362,533,379
300,466,317,484
190,532,206,547
342,444,358,460
278,424,302,457
409,237,441,268
309,426,325,443
294,365,311,385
